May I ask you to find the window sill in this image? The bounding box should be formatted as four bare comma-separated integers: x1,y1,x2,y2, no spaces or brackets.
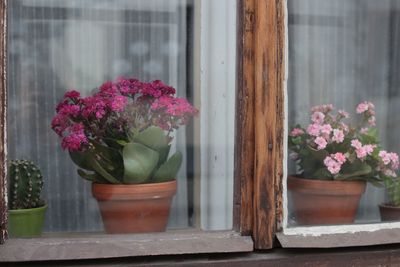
0,230,253,262
277,222,400,248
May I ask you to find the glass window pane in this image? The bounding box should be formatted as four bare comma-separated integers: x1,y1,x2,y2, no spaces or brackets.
7,0,236,236
287,0,400,227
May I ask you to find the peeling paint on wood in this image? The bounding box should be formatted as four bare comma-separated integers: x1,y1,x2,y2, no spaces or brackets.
235,0,286,249
0,0,7,245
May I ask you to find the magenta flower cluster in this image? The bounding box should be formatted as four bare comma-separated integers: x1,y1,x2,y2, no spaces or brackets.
288,102,399,181
51,77,198,152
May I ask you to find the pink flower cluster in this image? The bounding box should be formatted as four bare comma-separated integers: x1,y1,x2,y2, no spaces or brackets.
378,151,400,177
350,139,376,160
289,101,400,180
305,104,349,151
356,101,376,126
51,77,198,152
289,128,304,137
324,153,347,175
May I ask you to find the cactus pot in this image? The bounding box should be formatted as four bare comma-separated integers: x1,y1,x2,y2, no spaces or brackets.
8,204,47,238
287,176,366,225
92,180,177,234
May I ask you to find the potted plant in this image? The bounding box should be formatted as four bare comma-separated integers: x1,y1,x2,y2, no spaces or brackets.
51,77,198,234
8,159,47,237
379,176,400,221
288,102,399,225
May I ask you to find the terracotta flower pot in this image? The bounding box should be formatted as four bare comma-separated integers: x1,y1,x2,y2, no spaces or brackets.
379,204,400,222
287,176,366,225
92,180,177,234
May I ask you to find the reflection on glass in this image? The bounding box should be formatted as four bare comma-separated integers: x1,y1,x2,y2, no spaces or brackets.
7,0,236,235
287,0,400,226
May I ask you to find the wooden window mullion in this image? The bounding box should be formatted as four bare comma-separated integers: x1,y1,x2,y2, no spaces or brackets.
235,0,286,249
0,0,7,245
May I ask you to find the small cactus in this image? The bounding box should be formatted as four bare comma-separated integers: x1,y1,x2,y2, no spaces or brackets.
8,159,44,209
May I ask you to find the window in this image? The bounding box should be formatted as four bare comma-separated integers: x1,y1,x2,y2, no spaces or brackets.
278,0,400,247
0,0,268,262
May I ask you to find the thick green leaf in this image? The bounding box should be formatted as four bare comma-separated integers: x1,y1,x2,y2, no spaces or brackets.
88,156,121,184
116,140,129,146
336,163,372,180
133,126,168,153
153,151,183,182
158,145,171,166
311,168,331,179
77,169,107,183
122,142,159,184
69,151,94,171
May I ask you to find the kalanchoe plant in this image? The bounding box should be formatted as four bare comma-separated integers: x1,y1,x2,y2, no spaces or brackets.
288,102,399,185
8,159,45,209
51,77,198,184
384,177,400,206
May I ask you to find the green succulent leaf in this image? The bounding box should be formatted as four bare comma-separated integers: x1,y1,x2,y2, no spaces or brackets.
133,126,168,153
87,156,121,184
77,169,107,183
69,151,94,171
116,140,129,146
153,151,183,182
158,145,171,166
123,142,159,184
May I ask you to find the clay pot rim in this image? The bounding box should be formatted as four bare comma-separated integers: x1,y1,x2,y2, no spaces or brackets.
287,175,366,195
92,180,177,201
379,203,400,210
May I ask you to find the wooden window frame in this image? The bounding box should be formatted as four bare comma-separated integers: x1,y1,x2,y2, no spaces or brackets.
0,0,287,261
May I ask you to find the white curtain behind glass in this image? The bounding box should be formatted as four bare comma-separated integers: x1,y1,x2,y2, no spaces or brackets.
199,0,236,230
288,0,400,223
8,0,190,232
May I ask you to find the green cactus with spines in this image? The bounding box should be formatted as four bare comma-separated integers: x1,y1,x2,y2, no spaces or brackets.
8,159,45,209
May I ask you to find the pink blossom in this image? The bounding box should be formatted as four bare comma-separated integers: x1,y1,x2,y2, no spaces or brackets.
99,81,113,93
390,153,399,169
332,152,347,164
311,112,325,124
320,124,332,135
360,127,369,134
351,139,363,150
379,150,391,165
357,145,375,159
81,96,107,119
380,151,400,170
51,114,70,137
384,169,397,177
110,95,128,111
339,122,349,133
368,102,375,114
332,129,344,143
356,102,369,113
58,104,80,117
314,137,327,150
290,128,304,137
338,109,349,118
311,104,333,114
324,156,342,175
64,90,81,99
307,124,320,136
61,123,88,152
368,116,376,126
